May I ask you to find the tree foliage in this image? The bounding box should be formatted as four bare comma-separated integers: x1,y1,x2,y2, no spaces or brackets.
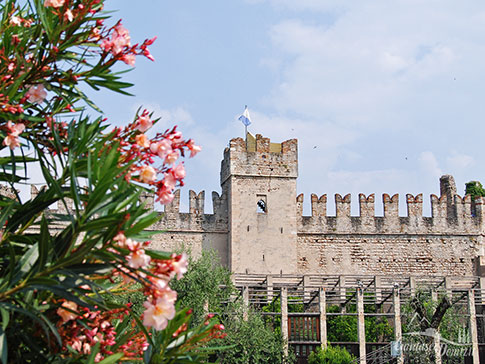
465,181,485,201
170,250,233,325
308,346,355,364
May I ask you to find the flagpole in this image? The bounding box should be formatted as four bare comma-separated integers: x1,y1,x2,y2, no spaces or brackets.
244,105,247,139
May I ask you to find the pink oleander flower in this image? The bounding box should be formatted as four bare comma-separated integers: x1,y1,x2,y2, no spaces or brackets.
143,48,155,62
121,53,136,66
3,121,25,150
172,163,186,180
10,16,22,26
135,133,150,148
143,297,176,330
163,172,177,190
113,232,127,247
165,150,179,165
127,248,151,269
172,253,188,280
44,0,66,8
149,276,169,291
140,165,157,183
187,139,202,157
26,84,47,104
135,113,152,132
3,135,20,150
57,301,78,323
64,9,73,22
150,139,172,159
157,188,174,205
110,23,131,54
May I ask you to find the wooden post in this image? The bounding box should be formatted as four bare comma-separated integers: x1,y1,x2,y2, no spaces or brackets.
409,276,416,297
303,275,311,303
266,275,273,304
357,287,366,364
319,288,327,349
444,277,452,300
393,288,403,364
339,276,346,310
242,286,249,321
431,290,442,364
375,276,382,304
281,287,289,356
479,277,485,305
468,290,480,364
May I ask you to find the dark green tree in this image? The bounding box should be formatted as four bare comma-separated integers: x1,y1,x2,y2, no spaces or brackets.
465,181,485,200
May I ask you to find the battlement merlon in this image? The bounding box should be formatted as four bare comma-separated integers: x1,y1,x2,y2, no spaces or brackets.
220,133,298,185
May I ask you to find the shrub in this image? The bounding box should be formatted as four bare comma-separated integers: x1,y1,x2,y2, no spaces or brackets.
308,345,355,364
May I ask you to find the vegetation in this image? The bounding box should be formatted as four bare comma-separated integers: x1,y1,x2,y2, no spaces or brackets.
170,250,233,325
401,290,469,364
167,250,295,363
326,303,393,343
308,346,355,364
215,307,292,364
465,181,485,200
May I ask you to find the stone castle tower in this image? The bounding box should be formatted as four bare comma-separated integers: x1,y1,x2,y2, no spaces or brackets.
220,133,298,274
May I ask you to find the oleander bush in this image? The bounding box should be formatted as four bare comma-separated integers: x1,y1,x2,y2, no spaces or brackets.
0,0,224,362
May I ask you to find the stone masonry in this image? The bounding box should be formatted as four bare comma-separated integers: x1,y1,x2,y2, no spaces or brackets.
11,134,485,276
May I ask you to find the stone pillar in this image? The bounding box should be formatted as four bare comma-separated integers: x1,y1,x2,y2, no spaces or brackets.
266,275,274,304
319,288,327,349
393,288,403,364
242,286,249,321
468,290,480,364
281,287,289,356
357,287,366,364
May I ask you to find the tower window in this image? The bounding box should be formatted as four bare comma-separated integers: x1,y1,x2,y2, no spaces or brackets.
257,195,267,213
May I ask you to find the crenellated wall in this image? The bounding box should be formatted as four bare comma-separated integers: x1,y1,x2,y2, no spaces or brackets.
296,175,485,276
3,135,485,277
296,191,484,235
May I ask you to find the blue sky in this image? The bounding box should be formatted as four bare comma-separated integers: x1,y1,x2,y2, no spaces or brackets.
92,0,485,216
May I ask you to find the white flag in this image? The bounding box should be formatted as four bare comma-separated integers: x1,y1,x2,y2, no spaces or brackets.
238,106,251,126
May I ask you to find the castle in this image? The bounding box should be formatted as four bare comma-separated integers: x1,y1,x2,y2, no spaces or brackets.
15,133,485,277
142,133,485,277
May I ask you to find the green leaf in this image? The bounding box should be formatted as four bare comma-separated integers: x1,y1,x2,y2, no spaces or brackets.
97,353,124,364
11,243,39,285
0,308,9,331
86,342,101,364
37,216,50,271
0,327,7,364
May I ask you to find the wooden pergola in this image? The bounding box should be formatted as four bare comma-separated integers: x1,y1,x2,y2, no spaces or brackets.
228,274,485,364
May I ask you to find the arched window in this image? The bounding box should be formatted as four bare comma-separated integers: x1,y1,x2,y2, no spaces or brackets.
257,195,267,213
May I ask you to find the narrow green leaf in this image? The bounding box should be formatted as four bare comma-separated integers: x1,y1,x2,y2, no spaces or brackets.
97,353,124,364
0,327,7,364
38,216,50,271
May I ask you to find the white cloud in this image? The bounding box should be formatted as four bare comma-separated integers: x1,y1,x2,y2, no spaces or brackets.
446,152,475,170
259,1,485,136
418,151,442,179
131,103,194,130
